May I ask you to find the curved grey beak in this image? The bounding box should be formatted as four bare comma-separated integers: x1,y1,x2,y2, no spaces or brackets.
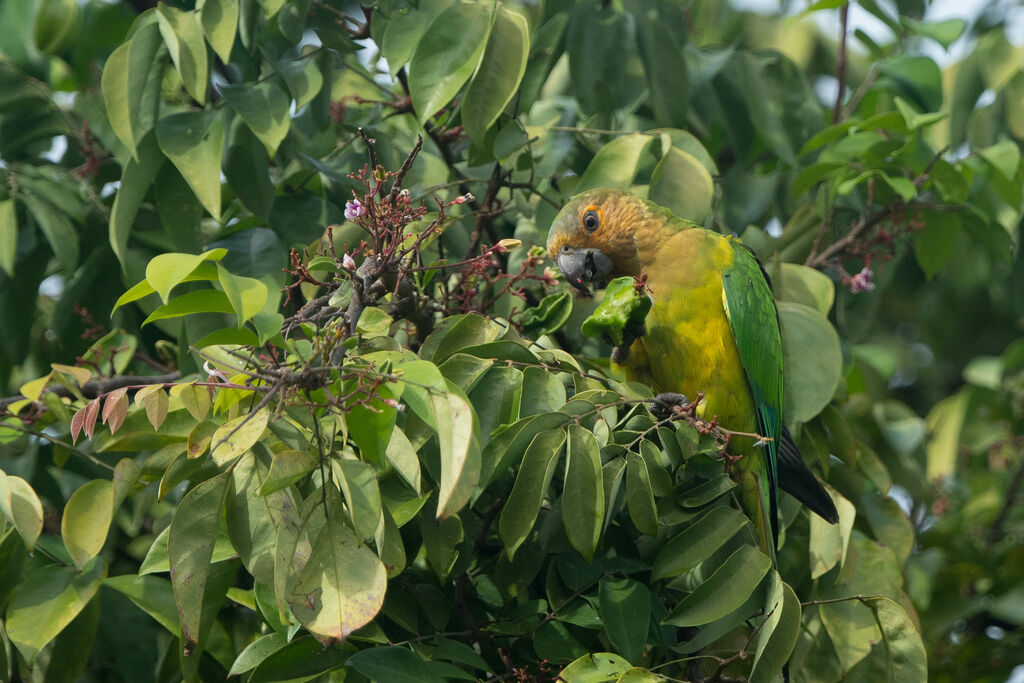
556,246,614,294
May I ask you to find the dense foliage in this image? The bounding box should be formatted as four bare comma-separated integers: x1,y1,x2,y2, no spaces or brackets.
0,0,1021,681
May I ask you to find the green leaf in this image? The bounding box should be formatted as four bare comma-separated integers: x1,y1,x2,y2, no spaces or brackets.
925,390,969,481
274,53,323,110
157,4,210,105
462,6,528,143
217,263,268,326
248,635,354,683
227,446,300,584
101,21,166,159
421,510,463,580
228,632,287,677
346,646,441,683
649,146,714,224
334,458,383,542
567,1,644,115
199,0,238,63
288,488,387,642
211,408,269,466
498,428,566,559
562,424,604,561
913,212,960,279
224,115,275,219
902,17,967,50
628,0,689,128
156,110,224,220
223,81,290,156
5,557,107,665
109,131,164,267
0,198,16,277
651,506,749,581
865,597,928,682
777,263,835,315
979,139,1021,180
385,428,421,493
576,133,655,192
581,277,652,346
348,385,398,467
23,194,78,273
258,448,318,495
435,390,481,519
860,492,914,565
598,578,651,665
408,0,492,125
625,451,658,536
558,652,631,682
808,487,856,579
142,289,234,325
662,545,772,627
61,479,113,570
168,472,228,653
779,301,842,424
103,574,180,636
144,248,227,303
0,471,44,552
749,578,802,683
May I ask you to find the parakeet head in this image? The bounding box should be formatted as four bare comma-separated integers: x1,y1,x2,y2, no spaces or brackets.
546,188,680,293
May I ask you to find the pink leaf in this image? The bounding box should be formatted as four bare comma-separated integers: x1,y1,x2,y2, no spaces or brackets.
102,388,129,435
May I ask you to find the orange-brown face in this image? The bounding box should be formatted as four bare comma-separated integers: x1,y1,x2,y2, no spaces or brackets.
547,188,641,292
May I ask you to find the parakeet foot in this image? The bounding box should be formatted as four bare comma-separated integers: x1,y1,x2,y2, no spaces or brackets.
649,392,692,420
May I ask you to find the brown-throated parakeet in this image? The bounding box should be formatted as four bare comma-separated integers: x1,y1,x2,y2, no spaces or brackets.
547,188,839,557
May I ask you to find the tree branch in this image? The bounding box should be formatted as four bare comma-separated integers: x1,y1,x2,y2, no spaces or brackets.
0,373,180,412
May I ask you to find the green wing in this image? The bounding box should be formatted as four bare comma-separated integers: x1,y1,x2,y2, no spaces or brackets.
720,241,783,550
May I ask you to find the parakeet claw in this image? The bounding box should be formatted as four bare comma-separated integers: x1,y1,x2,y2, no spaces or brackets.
650,392,692,419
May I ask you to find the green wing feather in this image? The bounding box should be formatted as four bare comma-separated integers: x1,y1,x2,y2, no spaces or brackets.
720,242,783,550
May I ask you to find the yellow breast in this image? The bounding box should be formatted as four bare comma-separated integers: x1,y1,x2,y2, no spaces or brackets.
615,230,756,432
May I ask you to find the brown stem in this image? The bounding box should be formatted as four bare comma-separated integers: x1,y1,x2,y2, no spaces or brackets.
0,373,180,412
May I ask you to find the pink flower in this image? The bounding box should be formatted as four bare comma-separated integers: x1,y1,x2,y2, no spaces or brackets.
452,193,474,205
345,199,367,220
849,267,875,293
342,253,356,270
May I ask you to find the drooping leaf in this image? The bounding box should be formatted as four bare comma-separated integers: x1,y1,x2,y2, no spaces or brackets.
168,472,228,653
61,479,114,570
210,408,269,466
157,4,210,105
288,488,387,643
199,0,238,63
156,110,225,220
0,471,44,551
223,81,290,156
651,506,749,581
576,133,655,192
462,6,528,143
498,428,565,559
649,146,713,224
779,301,842,424
5,558,107,665
562,424,604,561
663,545,772,627
408,1,492,125
598,577,651,664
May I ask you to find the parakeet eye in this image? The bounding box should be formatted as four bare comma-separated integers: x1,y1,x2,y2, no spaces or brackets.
583,210,600,232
